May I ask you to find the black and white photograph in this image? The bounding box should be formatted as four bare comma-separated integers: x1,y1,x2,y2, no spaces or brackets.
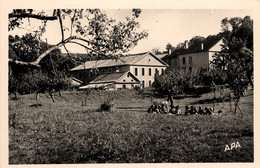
1,0,259,167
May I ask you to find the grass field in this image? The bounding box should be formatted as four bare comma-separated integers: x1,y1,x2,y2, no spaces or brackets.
9,89,253,163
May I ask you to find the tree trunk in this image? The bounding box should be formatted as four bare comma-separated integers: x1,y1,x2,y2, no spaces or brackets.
213,90,215,113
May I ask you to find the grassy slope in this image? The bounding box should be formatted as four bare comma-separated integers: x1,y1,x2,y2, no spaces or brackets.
9,89,253,163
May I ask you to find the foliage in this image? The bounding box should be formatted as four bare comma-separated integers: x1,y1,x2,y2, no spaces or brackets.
99,101,115,112
151,48,161,55
211,16,253,113
8,9,148,101
9,9,148,61
188,36,205,46
8,34,74,100
221,16,253,50
165,43,175,54
153,68,202,95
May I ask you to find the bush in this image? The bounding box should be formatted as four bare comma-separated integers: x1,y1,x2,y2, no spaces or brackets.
99,101,115,112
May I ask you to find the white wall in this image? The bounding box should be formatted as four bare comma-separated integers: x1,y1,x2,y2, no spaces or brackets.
129,66,166,88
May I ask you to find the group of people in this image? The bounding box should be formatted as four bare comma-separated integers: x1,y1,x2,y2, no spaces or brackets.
184,106,222,115
147,103,222,115
147,90,222,115
147,101,181,115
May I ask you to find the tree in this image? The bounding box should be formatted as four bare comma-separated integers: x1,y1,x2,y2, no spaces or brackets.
8,9,148,101
9,9,148,67
221,16,253,50
188,36,205,46
151,48,161,55
165,43,174,55
212,16,253,114
8,33,74,101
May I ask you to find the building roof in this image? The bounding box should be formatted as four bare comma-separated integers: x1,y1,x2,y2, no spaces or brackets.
89,71,140,84
70,52,168,71
166,37,224,59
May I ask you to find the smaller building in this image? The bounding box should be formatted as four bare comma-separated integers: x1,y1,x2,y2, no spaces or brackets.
163,37,225,70
70,77,83,87
79,71,140,90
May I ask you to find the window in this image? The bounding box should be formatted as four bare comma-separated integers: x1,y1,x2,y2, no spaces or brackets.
79,72,82,79
189,57,192,64
122,84,126,89
108,68,112,73
90,71,93,79
149,68,152,76
183,57,186,64
142,68,145,76
123,79,126,82
101,69,106,73
142,81,145,88
131,79,134,82
155,68,158,74
161,69,164,75
149,80,152,87
135,68,138,76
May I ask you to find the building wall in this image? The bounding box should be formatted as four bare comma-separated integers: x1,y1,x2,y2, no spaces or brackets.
129,65,166,88
71,53,168,88
176,52,210,69
134,53,166,66
209,40,223,52
114,83,140,89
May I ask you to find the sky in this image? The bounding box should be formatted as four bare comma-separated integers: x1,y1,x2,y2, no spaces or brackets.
9,9,253,54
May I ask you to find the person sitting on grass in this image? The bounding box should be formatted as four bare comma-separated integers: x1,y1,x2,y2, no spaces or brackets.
189,106,196,115
205,107,212,115
176,106,181,115
161,103,168,114
171,106,178,114
198,106,205,115
185,105,190,115
191,106,198,115
147,104,154,113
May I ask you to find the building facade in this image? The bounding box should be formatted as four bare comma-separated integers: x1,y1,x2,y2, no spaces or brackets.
163,37,224,70
70,52,168,89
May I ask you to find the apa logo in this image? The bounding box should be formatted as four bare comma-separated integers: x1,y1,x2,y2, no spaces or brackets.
224,142,241,152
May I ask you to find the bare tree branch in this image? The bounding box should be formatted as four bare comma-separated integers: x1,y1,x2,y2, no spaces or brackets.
9,13,58,21
57,9,64,42
9,44,62,67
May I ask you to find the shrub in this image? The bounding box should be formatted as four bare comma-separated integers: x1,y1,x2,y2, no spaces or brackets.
99,101,115,112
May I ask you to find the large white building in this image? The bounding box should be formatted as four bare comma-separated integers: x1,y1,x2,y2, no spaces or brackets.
70,52,168,89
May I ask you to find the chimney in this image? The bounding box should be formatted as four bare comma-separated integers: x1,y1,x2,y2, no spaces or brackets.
184,40,189,49
201,43,204,50
168,49,171,55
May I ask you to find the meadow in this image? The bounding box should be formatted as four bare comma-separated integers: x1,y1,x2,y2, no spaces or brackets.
9,89,253,163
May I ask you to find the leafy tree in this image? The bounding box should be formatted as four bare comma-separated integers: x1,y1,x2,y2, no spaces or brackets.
153,68,201,95
165,43,174,55
188,36,205,46
212,16,253,114
9,9,148,66
151,48,161,55
8,33,74,101
221,16,253,50
8,9,148,101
